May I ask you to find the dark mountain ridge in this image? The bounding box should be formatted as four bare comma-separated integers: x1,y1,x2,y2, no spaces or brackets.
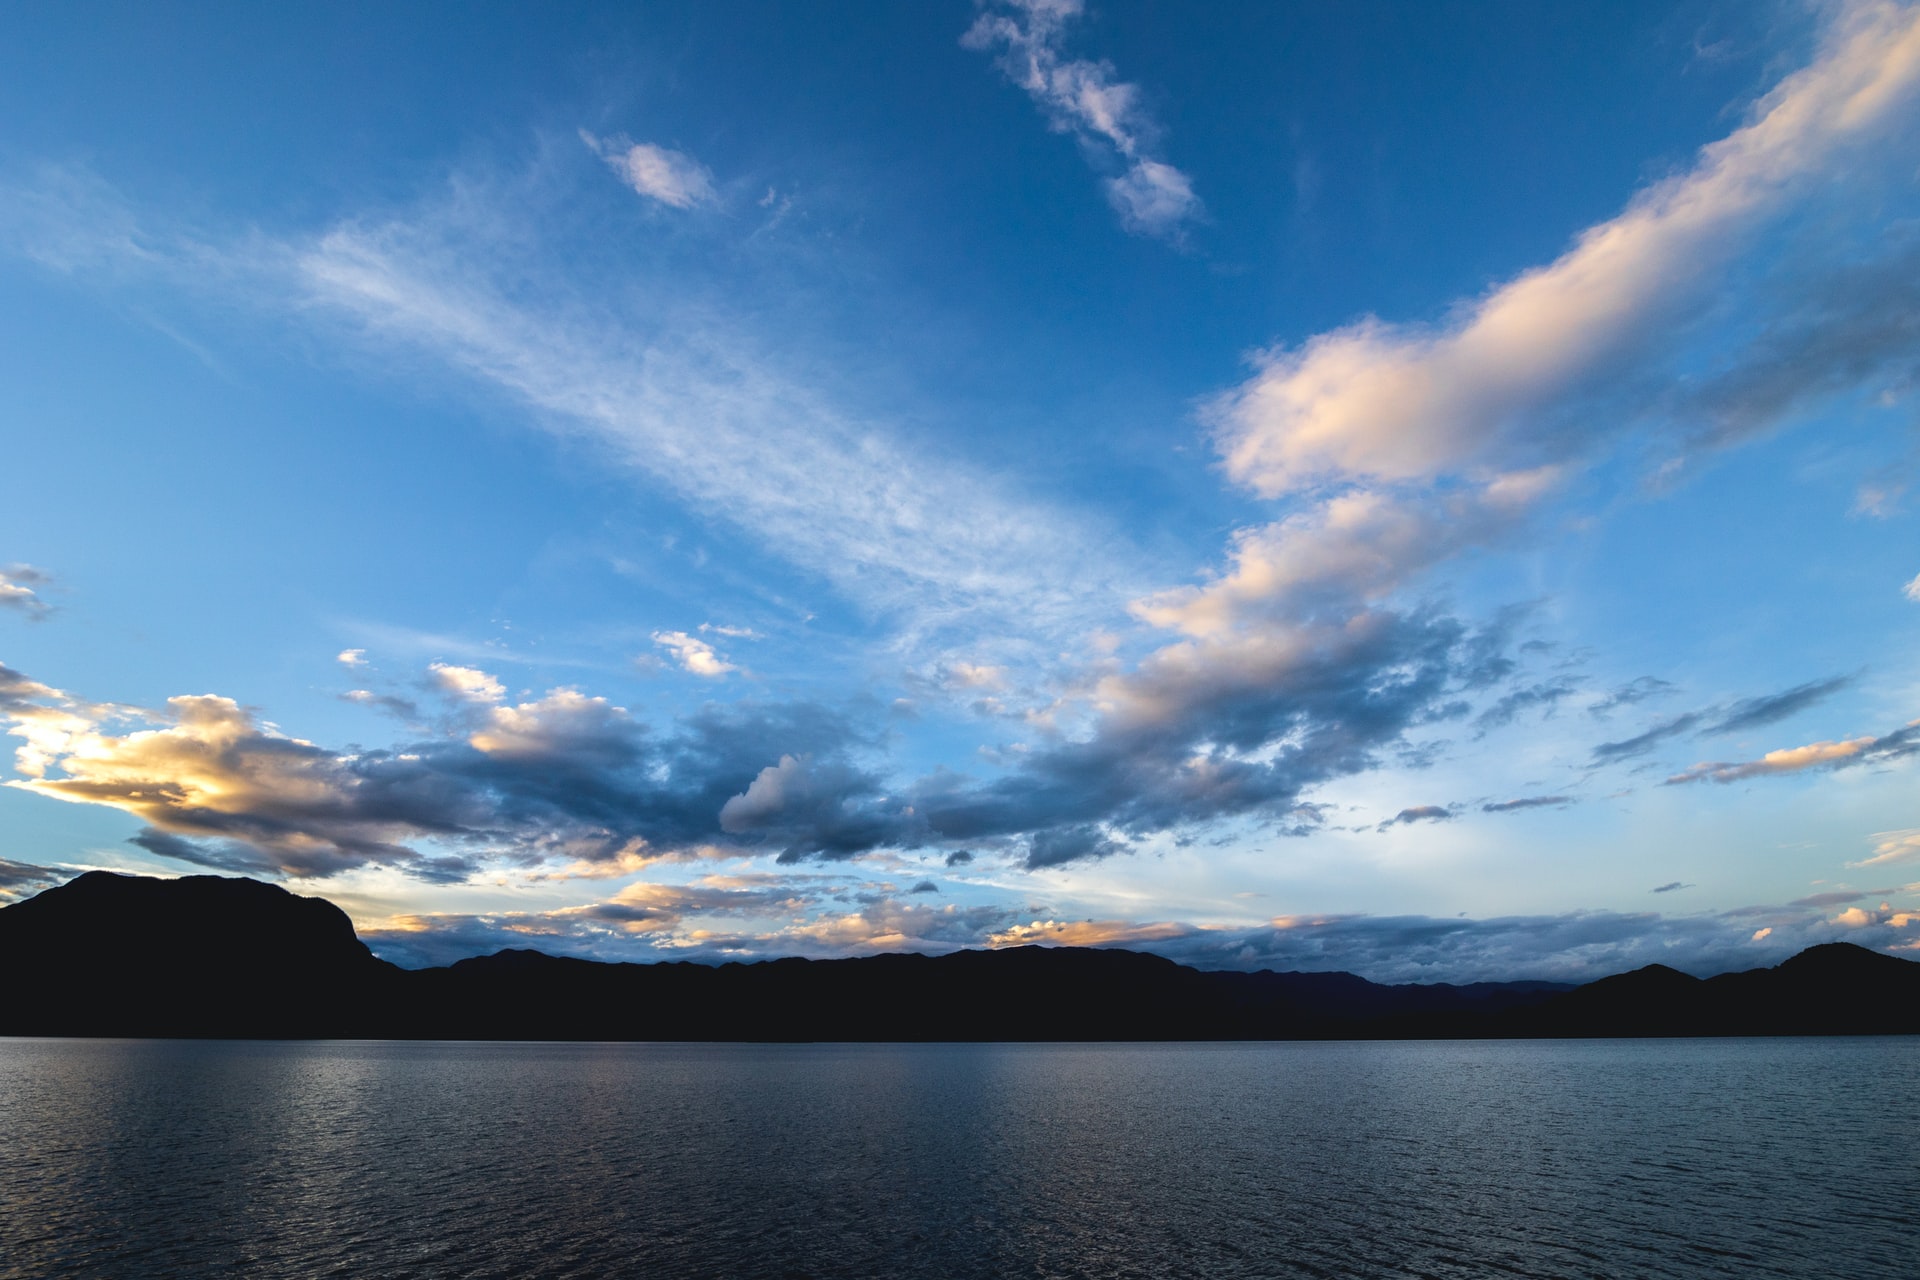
4,871,1916,1040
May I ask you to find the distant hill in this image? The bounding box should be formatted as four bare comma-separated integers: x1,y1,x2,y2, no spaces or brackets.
3,871,1916,1040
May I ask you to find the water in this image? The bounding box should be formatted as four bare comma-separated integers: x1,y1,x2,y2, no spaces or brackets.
1,1038,1913,1279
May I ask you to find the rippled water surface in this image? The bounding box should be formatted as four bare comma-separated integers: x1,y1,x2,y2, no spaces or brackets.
2,1037,1914,1278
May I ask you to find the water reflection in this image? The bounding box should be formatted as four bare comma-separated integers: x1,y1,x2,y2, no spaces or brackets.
1,1038,1913,1279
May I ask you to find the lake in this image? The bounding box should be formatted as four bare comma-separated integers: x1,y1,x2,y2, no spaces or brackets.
1,1038,1913,1278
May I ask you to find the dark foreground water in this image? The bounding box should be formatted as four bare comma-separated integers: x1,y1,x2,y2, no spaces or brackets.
1,1038,1914,1279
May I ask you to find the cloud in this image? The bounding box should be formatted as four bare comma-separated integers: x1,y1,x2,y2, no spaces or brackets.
1651,881,1691,894
717,751,910,861
0,564,52,618
1665,718,1919,784
337,648,368,667
1906,572,1920,602
962,0,1204,241
0,164,1142,665
1482,795,1574,814
0,660,906,881
1377,805,1454,833
364,880,1020,968
944,849,974,867
1133,901,1920,985
1591,712,1705,764
1475,676,1579,732
1790,890,1870,907
342,688,421,721
1590,677,1677,716
939,662,1009,693
362,889,1920,980
0,856,64,900
908,879,940,895
1704,675,1850,735
1852,828,1920,868
1209,1,1920,498
581,133,716,209
1131,474,1558,638
1671,224,1920,454
1590,674,1857,766
651,631,737,679
912,607,1483,867
428,662,506,703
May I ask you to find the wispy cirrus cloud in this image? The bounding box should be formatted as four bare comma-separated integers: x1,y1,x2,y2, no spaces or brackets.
963,0,1203,241
0,163,1144,666
1854,829,1920,868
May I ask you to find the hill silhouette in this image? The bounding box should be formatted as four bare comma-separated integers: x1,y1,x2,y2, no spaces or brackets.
3,872,1916,1040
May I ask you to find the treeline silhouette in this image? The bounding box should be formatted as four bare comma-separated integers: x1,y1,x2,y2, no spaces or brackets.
4,871,1916,1040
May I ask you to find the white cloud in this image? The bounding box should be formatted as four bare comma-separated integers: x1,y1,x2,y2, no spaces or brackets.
963,0,1204,240
651,630,737,678
1213,0,1920,497
428,662,506,703
337,648,367,667
581,132,716,209
1132,470,1559,637
1852,828,1920,868
1904,572,1920,602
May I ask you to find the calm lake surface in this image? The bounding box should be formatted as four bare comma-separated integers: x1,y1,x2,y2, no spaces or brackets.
1,1037,1914,1279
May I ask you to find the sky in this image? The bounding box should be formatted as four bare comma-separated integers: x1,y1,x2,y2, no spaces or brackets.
2,0,1918,983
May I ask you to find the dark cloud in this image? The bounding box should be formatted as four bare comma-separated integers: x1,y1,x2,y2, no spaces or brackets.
1590,676,1676,717
907,880,940,895
1675,226,1920,454
341,689,422,722
1591,712,1704,764
944,850,974,867
1593,674,1877,772
1704,676,1850,735
5,667,908,882
0,602,1563,881
1474,677,1578,732
1025,825,1122,869
0,856,63,899
1482,795,1574,813
1650,881,1691,894
1377,805,1454,832
1789,890,1865,908
0,662,55,712
0,564,53,618
915,608,1490,869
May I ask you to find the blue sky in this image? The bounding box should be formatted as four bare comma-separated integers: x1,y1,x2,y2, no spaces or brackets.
2,0,1918,981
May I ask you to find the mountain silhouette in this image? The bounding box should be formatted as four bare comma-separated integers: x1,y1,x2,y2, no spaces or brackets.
3,872,1916,1040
